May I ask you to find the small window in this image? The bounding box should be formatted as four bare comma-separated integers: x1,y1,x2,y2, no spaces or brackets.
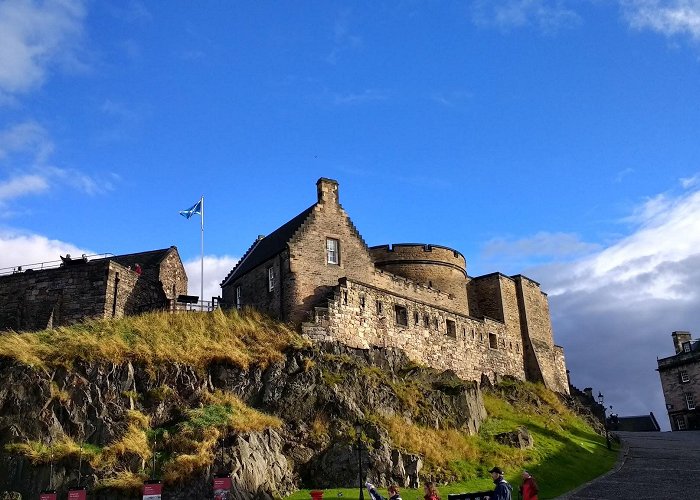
235,286,242,310
683,342,692,353
376,300,383,314
472,329,475,340
414,311,419,325
480,332,483,342
676,416,687,430
489,333,498,349
681,371,690,383
423,315,430,327
360,295,365,310
343,290,348,305
267,267,275,292
446,320,456,338
685,393,696,410
395,305,408,326
434,317,438,329
326,238,340,265
516,343,520,353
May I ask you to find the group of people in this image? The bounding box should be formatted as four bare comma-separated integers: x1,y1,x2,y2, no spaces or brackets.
365,466,538,500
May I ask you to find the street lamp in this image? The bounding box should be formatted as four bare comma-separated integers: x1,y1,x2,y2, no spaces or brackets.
598,392,611,450
355,421,364,500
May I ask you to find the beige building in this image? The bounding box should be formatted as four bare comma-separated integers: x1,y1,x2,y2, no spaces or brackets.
221,178,569,393
658,331,700,431
0,247,187,331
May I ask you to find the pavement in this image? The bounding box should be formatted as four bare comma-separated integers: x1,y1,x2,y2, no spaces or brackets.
555,430,700,499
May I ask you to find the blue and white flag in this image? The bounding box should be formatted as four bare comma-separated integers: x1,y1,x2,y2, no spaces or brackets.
179,198,202,219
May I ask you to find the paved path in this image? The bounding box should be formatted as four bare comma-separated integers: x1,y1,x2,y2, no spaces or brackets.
556,430,700,499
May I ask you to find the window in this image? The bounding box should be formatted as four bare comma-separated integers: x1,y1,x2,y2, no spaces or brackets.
235,286,242,310
434,317,438,329
414,311,419,325
423,315,430,327
489,333,498,349
360,295,365,310
446,320,456,338
376,300,383,314
685,393,696,410
681,371,690,383
343,290,348,305
676,416,687,431
395,305,408,326
326,238,340,265
267,267,275,292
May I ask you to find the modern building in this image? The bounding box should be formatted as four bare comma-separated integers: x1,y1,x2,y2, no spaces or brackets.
657,331,700,431
0,247,187,331
221,178,569,393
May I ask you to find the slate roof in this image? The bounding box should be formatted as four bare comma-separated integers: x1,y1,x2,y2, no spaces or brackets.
614,413,661,432
91,247,176,270
221,204,315,287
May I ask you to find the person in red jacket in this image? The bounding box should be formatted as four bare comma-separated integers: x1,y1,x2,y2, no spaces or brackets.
519,470,538,500
423,482,440,500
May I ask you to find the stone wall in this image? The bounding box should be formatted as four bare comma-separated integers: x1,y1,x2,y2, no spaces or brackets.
156,248,189,301
658,340,700,430
303,278,526,384
222,253,286,318
0,262,112,331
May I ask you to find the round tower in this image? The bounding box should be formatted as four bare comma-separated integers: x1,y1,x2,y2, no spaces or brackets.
369,244,467,304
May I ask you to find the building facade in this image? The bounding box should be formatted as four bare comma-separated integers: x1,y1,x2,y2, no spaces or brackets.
221,178,569,394
0,247,187,331
658,331,700,431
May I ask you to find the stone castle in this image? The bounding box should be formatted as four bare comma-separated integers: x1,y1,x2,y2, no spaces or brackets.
220,178,569,394
0,178,568,394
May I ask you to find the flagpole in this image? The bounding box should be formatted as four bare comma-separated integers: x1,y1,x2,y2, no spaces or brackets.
200,195,204,311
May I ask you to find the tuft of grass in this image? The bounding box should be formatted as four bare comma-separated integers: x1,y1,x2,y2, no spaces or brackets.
95,471,147,491
0,308,306,371
4,435,100,465
50,381,70,403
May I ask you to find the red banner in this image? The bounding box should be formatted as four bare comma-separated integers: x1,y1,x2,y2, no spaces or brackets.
143,481,163,499
213,475,232,499
68,490,87,500
40,492,57,500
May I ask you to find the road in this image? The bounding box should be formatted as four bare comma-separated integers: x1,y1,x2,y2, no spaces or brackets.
556,430,700,499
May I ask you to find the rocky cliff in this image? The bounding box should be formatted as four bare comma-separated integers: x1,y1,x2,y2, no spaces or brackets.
0,336,486,500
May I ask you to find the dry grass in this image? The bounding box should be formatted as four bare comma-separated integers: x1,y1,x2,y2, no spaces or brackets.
95,470,147,491
4,435,99,465
379,416,479,467
0,308,306,371
203,390,283,432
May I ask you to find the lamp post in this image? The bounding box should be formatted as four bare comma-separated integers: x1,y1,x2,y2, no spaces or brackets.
355,421,364,500
598,392,611,450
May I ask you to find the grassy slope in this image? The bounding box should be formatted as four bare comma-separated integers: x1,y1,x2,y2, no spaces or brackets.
0,311,616,497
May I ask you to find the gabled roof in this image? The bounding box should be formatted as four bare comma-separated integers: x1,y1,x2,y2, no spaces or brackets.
221,204,315,287
92,247,176,270
615,413,660,432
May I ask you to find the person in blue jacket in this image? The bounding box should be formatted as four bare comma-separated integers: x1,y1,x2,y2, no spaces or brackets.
487,467,513,500
365,482,402,500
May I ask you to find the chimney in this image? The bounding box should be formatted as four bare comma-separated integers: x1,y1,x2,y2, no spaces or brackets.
672,331,692,354
316,178,339,205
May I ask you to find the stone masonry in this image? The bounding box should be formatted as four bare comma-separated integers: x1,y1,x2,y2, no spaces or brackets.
0,247,187,331
658,331,700,430
221,178,569,394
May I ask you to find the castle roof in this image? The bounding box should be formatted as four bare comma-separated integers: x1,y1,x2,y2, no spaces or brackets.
92,247,177,270
221,204,315,287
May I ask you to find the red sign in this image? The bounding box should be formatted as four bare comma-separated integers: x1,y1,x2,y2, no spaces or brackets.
40,493,57,500
68,490,87,500
143,481,163,499
213,476,232,499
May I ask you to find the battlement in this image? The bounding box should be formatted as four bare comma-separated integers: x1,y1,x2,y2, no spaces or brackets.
370,243,466,274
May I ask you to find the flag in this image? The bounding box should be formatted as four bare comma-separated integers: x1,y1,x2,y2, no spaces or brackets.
179,199,202,219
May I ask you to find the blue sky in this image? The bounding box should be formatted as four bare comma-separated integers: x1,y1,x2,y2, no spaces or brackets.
3,0,700,430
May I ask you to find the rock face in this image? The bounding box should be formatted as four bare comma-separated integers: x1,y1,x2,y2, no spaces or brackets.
0,343,486,499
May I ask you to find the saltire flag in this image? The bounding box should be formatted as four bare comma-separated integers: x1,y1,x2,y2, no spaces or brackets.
179,198,202,219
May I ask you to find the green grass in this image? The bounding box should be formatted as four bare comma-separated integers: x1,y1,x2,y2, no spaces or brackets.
286,380,618,500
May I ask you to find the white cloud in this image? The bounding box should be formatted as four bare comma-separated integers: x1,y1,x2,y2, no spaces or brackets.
326,9,363,64
0,229,88,271
528,185,700,429
622,0,700,40
0,174,49,203
472,0,582,33
183,254,239,303
0,121,53,163
0,0,87,97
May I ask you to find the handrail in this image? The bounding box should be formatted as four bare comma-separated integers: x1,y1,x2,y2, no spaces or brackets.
0,253,115,276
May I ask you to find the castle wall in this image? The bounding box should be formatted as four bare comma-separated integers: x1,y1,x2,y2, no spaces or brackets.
156,249,189,302
303,279,526,384
222,253,286,319
0,262,112,331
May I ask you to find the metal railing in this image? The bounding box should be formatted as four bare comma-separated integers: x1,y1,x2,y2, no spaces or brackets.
0,253,115,277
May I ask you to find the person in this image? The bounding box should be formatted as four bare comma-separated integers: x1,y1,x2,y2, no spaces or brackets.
366,482,402,500
423,482,440,500
487,467,512,500
519,470,538,500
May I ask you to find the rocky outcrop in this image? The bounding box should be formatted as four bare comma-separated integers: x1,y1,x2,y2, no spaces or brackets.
0,343,486,499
